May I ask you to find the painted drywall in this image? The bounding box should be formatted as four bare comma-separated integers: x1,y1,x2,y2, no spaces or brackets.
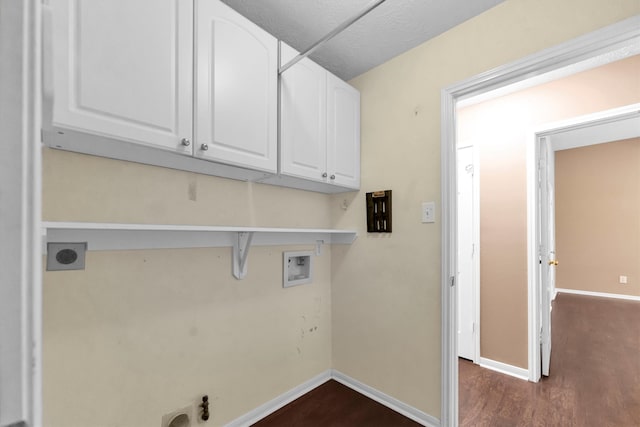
42,150,333,426
555,138,640,297
333,0,640,417
457,55,640,369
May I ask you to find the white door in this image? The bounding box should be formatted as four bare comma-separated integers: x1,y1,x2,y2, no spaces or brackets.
195,0,277,173
50,0,193,153
457,146,476,361
539,136,555,377
280,42,328,182
326,72,361,189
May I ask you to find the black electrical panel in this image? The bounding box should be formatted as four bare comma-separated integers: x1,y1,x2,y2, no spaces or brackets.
366,190,392,233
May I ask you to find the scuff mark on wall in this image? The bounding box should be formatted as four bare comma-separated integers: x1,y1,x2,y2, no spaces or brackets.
187,174,198,202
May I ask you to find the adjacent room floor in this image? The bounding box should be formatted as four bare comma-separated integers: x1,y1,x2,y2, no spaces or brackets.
459,293,640,427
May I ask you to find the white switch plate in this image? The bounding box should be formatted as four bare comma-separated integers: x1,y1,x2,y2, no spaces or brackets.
619,275,628,284
422,202,435,223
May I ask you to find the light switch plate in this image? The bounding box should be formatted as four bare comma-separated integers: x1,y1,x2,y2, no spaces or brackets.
422,202,436,223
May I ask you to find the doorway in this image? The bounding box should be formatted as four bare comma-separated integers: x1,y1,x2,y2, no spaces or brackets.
529,103,640,380
441,17,640,426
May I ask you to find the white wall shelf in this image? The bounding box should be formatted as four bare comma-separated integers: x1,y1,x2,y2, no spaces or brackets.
42,221,357,279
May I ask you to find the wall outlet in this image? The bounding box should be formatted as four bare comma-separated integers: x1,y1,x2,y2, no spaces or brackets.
161,404,194,427
619,275,628,284
421,201,436,223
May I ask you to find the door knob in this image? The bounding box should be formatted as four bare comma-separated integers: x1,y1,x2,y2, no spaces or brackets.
200,143,209,151
548,260,559,266
322,172,328,178
180,138,191,146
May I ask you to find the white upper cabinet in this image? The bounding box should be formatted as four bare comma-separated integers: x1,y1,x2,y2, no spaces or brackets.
266,42,360,193
195,0,278,173
49,0,193,154
279,43,327,181
45,0,277,179
326,72,361,189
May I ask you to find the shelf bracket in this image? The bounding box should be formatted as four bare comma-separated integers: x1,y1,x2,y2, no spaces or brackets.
232,231,254,280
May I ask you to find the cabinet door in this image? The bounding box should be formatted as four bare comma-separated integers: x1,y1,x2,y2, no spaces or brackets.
326,73,361,189
280,43,327,182
51,0,193,154
195,0,277,173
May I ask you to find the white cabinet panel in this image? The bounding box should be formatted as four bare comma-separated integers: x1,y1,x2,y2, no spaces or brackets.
265,43,360,193
327,72,361,189
280,43,327,181
51,0,193,154
195,0,277,173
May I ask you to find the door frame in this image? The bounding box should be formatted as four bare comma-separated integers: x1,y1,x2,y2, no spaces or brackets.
456,142,480,364
527,102,640,381
440,16,640,426
0,0,43,425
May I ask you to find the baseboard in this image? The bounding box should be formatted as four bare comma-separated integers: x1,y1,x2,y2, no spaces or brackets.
556,288,640,302
225,369,440,427
479,357,529,381
331,370,440,427
224,370,332,427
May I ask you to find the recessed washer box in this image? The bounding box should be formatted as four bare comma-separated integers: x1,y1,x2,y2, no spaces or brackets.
283,251,313,287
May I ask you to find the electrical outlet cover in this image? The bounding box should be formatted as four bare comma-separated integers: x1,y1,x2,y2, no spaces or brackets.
46,242,87,271
161,405,194,427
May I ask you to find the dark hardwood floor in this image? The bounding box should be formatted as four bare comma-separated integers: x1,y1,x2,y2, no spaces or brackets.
460,293,640,427
252,380,422,427
251,294,638,426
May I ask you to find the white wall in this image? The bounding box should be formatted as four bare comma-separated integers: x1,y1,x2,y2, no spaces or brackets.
42,150,333,426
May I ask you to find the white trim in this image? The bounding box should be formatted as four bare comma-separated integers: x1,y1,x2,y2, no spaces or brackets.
331,370,440,427
224,370,332,427
441,16,640,426
526,133,541,382
479,358,529,381
224,370,440,427
556,288,640,302
0,1,42,426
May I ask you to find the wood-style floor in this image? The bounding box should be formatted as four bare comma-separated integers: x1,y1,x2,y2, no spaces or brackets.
252,380,422,427
252,293,639,426
460,293,640,427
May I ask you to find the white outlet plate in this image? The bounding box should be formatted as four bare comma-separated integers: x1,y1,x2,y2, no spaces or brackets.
619,275,628,284
421,202,436,223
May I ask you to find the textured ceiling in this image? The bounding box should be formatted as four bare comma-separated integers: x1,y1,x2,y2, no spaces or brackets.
221,0,506,80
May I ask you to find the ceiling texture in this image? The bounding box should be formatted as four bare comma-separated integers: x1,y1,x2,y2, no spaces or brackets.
221,0,506,81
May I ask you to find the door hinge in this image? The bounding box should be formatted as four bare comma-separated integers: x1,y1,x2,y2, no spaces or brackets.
450,276,455,287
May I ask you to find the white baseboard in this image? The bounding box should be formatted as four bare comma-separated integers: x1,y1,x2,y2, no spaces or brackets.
331,370,440,427
556,288,640,302
224,370,332,427
224,369,440,427
479,357,529,381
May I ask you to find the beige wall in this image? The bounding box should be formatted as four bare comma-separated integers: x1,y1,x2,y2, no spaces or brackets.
334,0,640,416
556,138,640,297
458,55,640,368
42,0,640,425
42,150,333,426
